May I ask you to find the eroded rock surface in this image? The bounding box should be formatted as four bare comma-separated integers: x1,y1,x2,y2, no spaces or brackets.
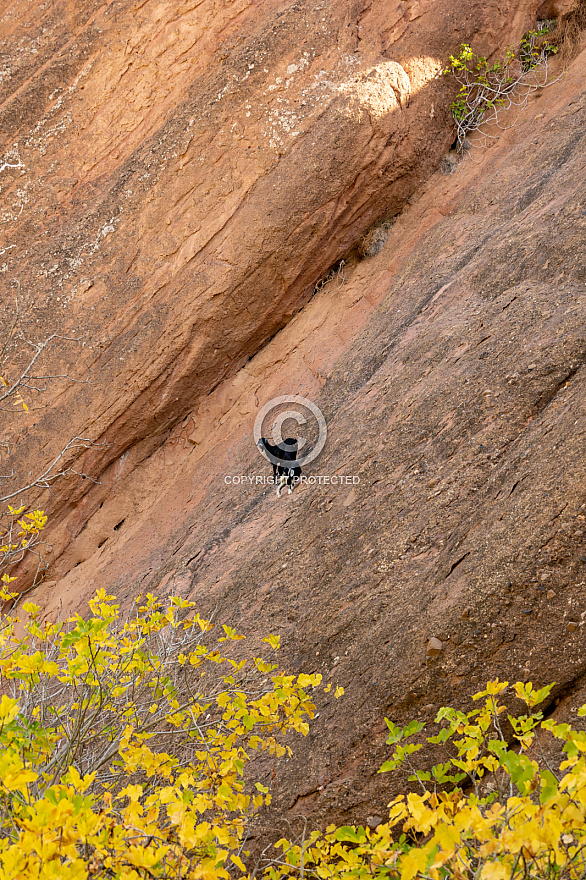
2,0,586,833
1,0,545,571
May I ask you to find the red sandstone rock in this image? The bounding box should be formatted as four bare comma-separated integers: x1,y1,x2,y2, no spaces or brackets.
1,0,547,572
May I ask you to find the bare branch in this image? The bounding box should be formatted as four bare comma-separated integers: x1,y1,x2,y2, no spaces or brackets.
0,436,101,503
0,292,100,597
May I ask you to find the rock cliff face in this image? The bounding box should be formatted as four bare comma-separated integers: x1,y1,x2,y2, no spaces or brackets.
2,0,586,831
0,0,546,546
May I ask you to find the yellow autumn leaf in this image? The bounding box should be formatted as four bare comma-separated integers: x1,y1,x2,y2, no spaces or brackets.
127,845,166,868
0,695,19,723
118,784,143,802
399,845,432,880
480,862,510,880
297,673,322,688
231,853,247,872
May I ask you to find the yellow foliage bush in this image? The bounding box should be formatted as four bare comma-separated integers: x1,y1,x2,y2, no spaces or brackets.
3,586,586,880
0,505,48,597
269,680,586,880
0,590,336,879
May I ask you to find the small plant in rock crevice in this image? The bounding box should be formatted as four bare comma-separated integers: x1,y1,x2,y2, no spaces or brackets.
313,259,346,294
554,0,586,62
358,219,395,259
445,24,560,154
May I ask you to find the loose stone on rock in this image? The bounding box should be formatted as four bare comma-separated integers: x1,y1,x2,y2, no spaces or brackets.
426,637,443,658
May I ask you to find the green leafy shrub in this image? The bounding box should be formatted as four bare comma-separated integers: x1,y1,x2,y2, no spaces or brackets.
445,26,559,152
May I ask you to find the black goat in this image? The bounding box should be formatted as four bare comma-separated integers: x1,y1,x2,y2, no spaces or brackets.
258,437,302,496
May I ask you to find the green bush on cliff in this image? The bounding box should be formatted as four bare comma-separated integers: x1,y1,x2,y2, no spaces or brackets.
445,25,559,152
